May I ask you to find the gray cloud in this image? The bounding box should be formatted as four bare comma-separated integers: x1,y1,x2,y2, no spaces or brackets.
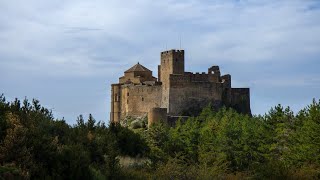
1,0,320,123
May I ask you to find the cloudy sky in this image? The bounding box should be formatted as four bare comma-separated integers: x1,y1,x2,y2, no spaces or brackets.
1,0,320,124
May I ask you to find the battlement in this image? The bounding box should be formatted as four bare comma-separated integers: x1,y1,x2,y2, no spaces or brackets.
190,72,210,82
169,71,230,84
161,49,184,55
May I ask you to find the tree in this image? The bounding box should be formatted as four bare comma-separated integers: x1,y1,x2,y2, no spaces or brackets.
0,113,32,178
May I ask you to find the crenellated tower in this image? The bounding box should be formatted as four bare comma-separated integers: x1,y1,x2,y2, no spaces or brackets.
159,50,184,79
158,49,185,111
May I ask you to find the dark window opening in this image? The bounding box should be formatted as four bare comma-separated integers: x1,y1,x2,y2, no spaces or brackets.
142,97,144,101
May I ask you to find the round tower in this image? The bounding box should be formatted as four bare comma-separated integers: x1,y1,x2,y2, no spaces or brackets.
110,84,121,123
148,108,168,128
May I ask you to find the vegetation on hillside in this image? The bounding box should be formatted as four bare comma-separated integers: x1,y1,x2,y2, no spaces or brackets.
0,94,319,179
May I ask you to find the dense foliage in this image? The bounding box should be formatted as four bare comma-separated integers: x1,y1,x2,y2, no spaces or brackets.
0,94,320,179
0,94,147,179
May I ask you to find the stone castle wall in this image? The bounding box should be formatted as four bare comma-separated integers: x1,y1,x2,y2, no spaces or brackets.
120,85,162,118
110,49,251,124
168,74,225,115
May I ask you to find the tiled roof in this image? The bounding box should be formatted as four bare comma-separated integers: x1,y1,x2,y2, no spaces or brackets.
125,62,151,73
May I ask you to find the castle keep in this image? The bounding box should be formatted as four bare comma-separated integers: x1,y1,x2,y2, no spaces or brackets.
111,49,251,126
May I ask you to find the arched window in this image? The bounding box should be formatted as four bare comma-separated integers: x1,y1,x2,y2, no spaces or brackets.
142,97,144,101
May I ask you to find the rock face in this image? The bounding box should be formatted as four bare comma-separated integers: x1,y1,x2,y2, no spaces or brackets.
120,114,147,129
110,49,251,126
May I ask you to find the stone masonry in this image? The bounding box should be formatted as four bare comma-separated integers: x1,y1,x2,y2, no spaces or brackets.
110,49,251,126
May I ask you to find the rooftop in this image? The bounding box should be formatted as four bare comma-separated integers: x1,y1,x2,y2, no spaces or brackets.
125,62,152,73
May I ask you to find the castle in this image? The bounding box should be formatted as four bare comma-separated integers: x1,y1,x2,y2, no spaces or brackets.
110,49,251,126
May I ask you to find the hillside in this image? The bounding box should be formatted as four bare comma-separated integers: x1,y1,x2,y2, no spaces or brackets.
0,94,320,179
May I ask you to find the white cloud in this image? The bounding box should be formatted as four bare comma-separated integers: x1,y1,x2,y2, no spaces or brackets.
1,0,320,71
1,0,320,123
